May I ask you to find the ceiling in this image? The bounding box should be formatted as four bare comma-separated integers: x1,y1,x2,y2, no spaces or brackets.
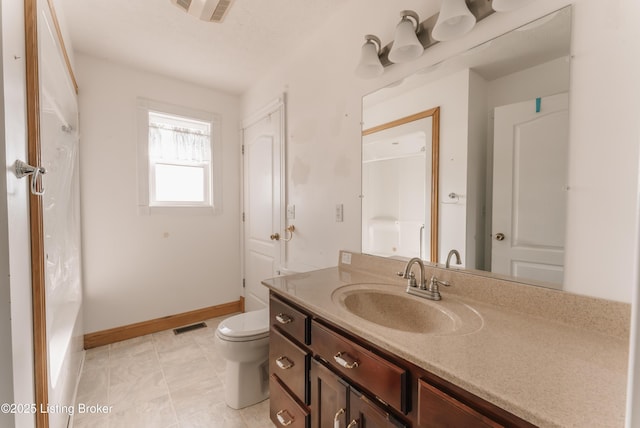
58,0,349,94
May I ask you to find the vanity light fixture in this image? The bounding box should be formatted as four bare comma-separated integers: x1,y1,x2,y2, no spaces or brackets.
355,0,495,78
492,0,532,12
355,35,385,79
388,10,424,63
432,0,477,41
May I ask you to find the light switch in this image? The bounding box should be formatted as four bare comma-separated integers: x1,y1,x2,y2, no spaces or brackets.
335,204,344,222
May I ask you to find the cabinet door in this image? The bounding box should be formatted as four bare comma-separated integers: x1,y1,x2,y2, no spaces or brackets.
418,379,504,428
348,388,407,428
310,359,349,428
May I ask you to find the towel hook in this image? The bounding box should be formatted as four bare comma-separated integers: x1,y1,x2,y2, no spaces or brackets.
281,225,295,242
14,160,46,196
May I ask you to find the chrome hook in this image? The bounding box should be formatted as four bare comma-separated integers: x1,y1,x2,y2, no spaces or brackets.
14,160,46,196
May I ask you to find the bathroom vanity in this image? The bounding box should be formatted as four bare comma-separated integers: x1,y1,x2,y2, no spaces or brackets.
263,252,630,428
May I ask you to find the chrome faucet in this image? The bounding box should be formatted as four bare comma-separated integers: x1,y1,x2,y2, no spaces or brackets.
445,249,462,269
397,257,426,289
397,258,450,301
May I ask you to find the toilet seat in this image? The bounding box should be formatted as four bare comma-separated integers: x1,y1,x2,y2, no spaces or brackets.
216,308,269,342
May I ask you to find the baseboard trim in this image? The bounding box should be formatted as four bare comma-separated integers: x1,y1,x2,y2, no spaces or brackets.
84,299,244,349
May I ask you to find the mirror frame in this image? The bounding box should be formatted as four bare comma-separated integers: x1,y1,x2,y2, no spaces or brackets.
362,106,440,262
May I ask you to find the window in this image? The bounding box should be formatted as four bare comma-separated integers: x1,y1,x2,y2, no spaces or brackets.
137,100,221,214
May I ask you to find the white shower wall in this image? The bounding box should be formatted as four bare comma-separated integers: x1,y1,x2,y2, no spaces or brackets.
38,0,84,426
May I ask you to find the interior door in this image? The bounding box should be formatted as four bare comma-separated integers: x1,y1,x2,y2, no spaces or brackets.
491,93,569,286
242,101,284,311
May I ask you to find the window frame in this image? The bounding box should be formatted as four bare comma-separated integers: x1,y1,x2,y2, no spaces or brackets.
137,98,222,215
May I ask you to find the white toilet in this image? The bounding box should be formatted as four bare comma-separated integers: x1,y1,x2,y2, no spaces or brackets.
215,308,270,409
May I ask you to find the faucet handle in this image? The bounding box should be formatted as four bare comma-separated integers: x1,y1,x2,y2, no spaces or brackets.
435,278,451,287
397,271,417,287
428,276,451,292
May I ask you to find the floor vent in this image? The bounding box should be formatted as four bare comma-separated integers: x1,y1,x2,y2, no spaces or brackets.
173,322,207,335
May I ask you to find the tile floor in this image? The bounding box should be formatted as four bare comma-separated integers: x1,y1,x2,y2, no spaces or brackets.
73,315,274,428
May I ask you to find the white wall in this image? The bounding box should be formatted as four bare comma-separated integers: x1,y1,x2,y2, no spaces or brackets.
242,0,640,304
77,55,242,333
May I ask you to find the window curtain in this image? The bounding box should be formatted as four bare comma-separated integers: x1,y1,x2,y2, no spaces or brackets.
149,121,211,163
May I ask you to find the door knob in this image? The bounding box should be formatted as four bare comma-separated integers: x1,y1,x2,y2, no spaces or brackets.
270,233,280,241
495,233,505,241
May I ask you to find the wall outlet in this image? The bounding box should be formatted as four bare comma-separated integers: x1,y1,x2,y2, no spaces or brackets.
335,204,344,222
287,204,295,220
341,252,352,265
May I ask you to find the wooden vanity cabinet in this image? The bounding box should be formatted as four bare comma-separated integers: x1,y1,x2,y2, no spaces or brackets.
269,295,312,428
310,358,406,428
269,291,537,428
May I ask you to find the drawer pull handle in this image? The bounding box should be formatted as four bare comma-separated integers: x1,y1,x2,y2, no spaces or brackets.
334,352,359,369
347,419,359,428
276,313,293,324
276,356,294,370
276,409,294,426
334,408,345,428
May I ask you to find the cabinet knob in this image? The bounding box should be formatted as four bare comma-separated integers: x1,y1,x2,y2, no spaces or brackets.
275,313,293,325
270,233,281,241
334,408,345,428
334,352,359,369
276,409,294,426
275,356,294,370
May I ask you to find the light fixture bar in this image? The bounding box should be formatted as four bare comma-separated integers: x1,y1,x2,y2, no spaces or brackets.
378,0,495,67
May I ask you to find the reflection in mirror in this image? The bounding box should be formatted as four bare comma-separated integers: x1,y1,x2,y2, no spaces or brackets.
361,7,571,289
361,108,439,262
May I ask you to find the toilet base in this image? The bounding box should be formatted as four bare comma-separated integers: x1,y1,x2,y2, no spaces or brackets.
223,358,270,409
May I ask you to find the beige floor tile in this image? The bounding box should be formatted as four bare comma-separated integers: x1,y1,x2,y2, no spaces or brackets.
83,346,110,369
239,398,272,428
110,351,162,387
171,380,226,421
76,367,109,403
108,394,177,428
179,403,248,428
109,336,155,361
152,330,198,353
74,322,272,427
72,413,109,428
109,370,168,413
161,355,221,393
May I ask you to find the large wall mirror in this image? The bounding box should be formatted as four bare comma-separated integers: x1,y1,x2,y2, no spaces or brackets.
361,7,571,290
361,108,440,262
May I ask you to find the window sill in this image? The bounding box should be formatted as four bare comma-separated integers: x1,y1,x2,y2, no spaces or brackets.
138,205,219,216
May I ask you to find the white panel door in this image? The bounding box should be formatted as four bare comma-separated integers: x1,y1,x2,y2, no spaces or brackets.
243,105,283,311
492,93,569,286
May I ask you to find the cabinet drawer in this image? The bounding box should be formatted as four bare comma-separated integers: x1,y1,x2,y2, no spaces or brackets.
270,327,310,404
271,294,310,345
270,375,310,428
311,321,409,414
418,378,504,428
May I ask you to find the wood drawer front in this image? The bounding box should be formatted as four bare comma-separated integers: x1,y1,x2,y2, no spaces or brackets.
270,375,310,428
271,295,310,345
418,379,504,428
311,321,409,414
270,327,310,404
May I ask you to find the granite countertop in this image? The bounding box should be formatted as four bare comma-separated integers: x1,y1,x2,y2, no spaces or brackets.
262,255,630,428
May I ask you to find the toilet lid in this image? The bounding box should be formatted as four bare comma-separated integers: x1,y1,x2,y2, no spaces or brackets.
217,308,269,340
